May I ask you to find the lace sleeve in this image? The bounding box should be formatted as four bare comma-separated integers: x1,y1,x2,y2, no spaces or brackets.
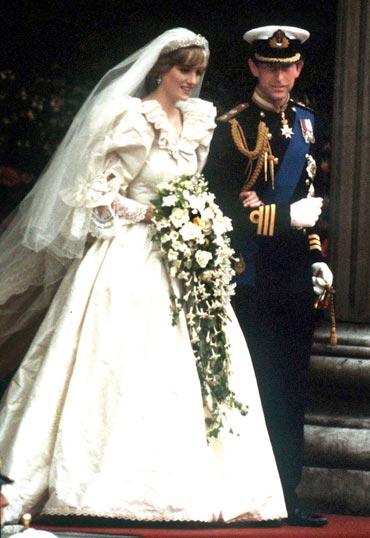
89,153,148,239
60,100,154,240
91,194,148,239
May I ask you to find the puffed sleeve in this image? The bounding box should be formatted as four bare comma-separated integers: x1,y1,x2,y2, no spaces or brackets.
60,97,154,239
179,98,217,173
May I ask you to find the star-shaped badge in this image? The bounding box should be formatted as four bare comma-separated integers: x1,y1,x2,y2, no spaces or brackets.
281,124,294,138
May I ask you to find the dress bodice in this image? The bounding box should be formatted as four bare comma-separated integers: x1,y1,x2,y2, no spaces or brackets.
59,96,216,239
121,97,216,205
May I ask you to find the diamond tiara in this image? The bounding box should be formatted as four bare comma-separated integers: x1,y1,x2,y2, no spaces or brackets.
161,34,208,55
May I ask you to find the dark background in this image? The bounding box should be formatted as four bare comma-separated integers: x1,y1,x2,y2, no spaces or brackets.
0,0,337,213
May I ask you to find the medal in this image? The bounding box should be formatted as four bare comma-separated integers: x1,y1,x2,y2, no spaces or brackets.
280,111,294,138
300,118,315,143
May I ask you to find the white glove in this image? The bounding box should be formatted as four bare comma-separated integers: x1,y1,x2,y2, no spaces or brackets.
290,197,323,228
312,262,333,295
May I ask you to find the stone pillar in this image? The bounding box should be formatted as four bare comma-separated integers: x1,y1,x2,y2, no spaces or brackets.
298,1,370,515
329,0,370,322
298,322,370,514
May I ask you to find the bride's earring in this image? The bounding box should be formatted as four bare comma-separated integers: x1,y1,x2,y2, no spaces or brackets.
156,76,162,86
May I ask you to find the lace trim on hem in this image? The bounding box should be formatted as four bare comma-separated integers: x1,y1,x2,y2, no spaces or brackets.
41,507,284,523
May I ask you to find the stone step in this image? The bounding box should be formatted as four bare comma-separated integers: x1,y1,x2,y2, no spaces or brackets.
312,343,370,358
305,411,370,430
309,355,370,388
314,322,370,348
297,467,370,515
304,425,370,470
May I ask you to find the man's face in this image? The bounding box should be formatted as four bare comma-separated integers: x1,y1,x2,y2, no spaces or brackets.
248,59,303,107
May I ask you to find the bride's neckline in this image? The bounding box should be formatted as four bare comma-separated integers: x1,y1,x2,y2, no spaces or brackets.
141,98,184,139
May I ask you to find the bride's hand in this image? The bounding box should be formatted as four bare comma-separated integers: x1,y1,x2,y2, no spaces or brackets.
143,206,154,223
239,190,264,208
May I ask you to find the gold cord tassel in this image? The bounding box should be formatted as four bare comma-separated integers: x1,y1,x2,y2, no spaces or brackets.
314,285,337,345
329,288,337,345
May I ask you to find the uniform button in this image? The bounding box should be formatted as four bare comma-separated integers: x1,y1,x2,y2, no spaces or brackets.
305,179,310,185
260,111,265,118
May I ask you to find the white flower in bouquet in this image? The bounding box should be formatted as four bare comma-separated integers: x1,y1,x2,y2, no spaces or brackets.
172,239,186,252
179,221,204,242
162,194,178,206
194,217,212,235
169,230,179,240
201,270,213,282
213,215,233,237
160,233,171,244
195,250,213,269
167,249,179,262
184,192,206,213
169,207,189,228
151,173,248,438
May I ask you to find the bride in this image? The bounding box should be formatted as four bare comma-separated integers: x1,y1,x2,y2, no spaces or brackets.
0,28,286,524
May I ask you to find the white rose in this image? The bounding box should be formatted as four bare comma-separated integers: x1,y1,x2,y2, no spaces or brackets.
184,193,206,212
179,222,204,242
201,206,215,220
169,207,189,228
213,215,233,236
195,250,213,269
162,194,178,206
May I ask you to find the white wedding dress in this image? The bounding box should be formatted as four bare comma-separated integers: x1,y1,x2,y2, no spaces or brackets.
0,97,286,524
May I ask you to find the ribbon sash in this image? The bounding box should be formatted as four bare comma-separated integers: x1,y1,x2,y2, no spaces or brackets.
263,107,315,204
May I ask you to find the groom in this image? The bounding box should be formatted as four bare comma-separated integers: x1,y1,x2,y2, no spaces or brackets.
205,25,332,527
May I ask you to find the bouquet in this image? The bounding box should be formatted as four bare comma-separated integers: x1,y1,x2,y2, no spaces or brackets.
151,173,247,438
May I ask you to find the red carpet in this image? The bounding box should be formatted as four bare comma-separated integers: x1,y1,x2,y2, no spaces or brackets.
36,514,370,538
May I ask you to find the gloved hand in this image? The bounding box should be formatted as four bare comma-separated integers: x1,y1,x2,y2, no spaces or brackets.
312,262,334,295
290,197,323,228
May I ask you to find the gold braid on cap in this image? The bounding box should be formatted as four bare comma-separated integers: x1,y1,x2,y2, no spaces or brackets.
230,118,276,191
254,52,301,63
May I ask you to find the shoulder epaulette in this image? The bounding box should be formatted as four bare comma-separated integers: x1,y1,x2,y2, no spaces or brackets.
217,103,249,122
291,99,315,113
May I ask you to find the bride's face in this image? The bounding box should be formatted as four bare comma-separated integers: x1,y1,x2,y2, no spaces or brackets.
161,63,206,102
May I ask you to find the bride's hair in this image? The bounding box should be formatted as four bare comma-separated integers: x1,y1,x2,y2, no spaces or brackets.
145,46,208,94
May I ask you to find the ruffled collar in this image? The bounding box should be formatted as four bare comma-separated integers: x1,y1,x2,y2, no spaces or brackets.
139,98,216,161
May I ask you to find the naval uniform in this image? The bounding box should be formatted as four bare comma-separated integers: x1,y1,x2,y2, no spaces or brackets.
205,93,327,513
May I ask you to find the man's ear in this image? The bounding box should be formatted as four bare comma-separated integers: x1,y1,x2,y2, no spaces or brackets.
247,58,259,77
296,60,304,77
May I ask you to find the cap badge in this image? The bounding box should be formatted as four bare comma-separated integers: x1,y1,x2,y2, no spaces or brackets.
269,30,290,49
